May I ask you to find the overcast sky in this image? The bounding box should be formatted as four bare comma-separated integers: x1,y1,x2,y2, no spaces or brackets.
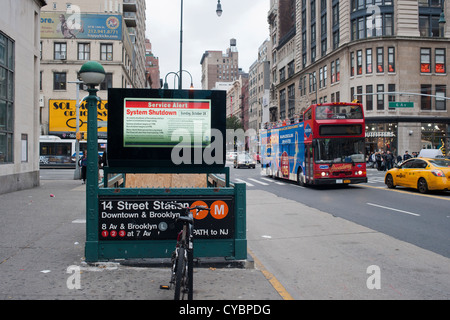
145,0,270,89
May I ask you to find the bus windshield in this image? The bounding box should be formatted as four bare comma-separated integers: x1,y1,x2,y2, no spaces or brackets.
316,104,363,119
315,138,365,163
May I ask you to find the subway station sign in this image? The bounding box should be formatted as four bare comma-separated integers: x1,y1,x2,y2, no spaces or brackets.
98,196,235,241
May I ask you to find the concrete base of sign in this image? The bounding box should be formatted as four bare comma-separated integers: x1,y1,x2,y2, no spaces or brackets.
116,253,254,269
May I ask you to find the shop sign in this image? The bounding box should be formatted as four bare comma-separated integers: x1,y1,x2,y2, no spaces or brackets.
49,99,108,135
366,132,395,138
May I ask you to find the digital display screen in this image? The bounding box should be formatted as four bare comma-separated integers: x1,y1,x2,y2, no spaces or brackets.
107,89,226,168
319,124,362,136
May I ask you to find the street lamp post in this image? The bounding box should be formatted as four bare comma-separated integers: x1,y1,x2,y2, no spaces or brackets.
164,70,194,89
78,61,105,261
178,0,222,89
68,80,84,180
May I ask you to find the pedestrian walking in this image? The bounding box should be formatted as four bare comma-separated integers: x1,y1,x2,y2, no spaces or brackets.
79,150,88,184
403,150,412,161
385,151,394,170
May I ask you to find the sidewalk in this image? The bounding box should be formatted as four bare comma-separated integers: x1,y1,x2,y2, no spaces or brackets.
0,177,281,300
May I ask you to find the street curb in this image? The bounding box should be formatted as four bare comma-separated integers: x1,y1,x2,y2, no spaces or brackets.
116,252,254,269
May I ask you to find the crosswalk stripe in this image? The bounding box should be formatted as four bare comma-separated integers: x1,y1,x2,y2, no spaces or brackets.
261,177,286,185
234,178,254,187
248,178,269,185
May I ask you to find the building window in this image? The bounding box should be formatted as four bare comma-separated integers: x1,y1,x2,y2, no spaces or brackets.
301,76,307,96
78,43,90,60
356,86,363,102
0,32,14,163
388,84,396,110
419,0,443,39
279,89,286,120
288,60,295,78
435,48,446,73
366,48,373,73
351,11,394,40
288,84,295,118
321,7,327,57
279,67,285,82
350,52,355,76
376,47,384,73
323,65,327,86
435,85,446,110
21,133,28,162
420,48,431,73
336,58,340,81
100,73,113,90
421,84,432,110
357,50,363,75
331,61,335,83
366,85,373,111
54,42,67,60
387,47,395,72
311,24,316,63
377,84,384,110
53,72,66,90
100,43,113,61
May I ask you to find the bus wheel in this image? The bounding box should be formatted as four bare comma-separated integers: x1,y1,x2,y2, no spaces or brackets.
297,169,305,187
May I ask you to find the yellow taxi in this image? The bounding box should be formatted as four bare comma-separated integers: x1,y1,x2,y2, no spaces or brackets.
385,157,450,193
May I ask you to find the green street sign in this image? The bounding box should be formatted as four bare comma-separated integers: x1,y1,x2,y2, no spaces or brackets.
389,102,414,108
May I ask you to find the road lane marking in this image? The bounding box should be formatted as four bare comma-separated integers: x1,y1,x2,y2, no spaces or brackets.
234,178,254,187
360,184,450,201
248,178,269,185
247,249,294,300
366,203,420,217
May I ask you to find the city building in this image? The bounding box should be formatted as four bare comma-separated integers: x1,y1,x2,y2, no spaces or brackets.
248,39,271,133
145,38,160,88
200,39,240,90
226,73,249,123
0,0,47,194
269,0,450,157
39,0,147,139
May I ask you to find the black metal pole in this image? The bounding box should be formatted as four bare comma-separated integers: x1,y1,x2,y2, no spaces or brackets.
179,0,183,90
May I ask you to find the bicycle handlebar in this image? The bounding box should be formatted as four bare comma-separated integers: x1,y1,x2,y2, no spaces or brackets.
173,203,210,217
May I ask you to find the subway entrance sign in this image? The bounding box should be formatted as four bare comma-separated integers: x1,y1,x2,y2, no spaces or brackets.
99,196,235,241
85,88,247,262
389,102,414,108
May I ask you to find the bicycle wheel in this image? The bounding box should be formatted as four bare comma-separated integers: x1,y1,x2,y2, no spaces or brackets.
174,247,189,300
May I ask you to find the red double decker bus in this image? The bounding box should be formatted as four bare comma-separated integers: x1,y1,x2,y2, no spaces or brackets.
260,102,367,186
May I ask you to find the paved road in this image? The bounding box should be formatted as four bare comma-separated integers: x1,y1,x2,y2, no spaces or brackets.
231,164,450,259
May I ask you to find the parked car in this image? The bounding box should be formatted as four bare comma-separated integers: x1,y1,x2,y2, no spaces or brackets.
385,157,450,193
226,151,237,161
234,153,256,169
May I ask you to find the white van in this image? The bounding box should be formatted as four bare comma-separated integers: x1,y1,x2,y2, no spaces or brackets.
417,149,445,158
